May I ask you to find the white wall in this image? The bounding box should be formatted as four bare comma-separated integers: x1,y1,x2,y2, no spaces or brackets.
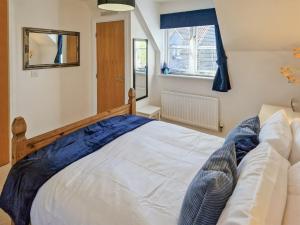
59,0,93,126
155,0,300,135
159,0,214,14
10,0,93,137
132,1,163,106
161,51,300,134
131,12,156,108
136,0,163,51
214,0,300,51
88,6,161,110
10,0,300,138
10,0,158,138
89,11,131,113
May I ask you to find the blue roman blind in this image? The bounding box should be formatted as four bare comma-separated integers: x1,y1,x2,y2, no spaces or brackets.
160,8,218,29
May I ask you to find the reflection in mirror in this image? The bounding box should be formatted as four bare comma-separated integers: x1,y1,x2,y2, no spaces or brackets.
133,39,148,100
24,28,80,70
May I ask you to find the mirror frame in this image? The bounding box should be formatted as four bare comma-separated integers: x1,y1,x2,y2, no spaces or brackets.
133,38,148,101
23,27,80,70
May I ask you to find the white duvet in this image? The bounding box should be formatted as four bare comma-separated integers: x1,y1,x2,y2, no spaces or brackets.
31,121,224,225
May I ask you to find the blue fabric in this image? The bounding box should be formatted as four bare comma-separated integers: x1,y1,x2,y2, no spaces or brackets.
160,8,218,29
0,115,152,225
54,34,63,64
212,24,231,92
224,116,260,165
178,142,237,225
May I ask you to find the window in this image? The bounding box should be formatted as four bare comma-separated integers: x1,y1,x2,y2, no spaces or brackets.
165,25,218,77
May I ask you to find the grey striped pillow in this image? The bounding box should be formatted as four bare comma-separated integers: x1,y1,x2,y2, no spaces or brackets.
178,142,237,225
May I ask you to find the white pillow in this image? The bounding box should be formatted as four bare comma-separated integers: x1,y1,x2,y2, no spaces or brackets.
259,110,292,159
289,119,300,165
217,143,290,225
283,162,300,225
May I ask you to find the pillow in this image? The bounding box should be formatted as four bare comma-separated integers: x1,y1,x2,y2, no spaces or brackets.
283,162,300,225
289,119,300,165
225,116,260,165
259,110,292,159
178,142,237,225
217,143,290,225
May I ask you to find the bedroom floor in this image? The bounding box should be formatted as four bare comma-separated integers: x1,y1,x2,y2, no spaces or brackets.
162,118,224,138
0,164,11,225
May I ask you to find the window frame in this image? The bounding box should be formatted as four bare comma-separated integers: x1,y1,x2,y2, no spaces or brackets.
164,25,217,78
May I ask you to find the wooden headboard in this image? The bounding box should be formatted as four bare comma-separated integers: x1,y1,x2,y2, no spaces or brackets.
11,88,136,165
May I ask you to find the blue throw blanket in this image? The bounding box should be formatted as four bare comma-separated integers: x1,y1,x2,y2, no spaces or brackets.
0,115,152,225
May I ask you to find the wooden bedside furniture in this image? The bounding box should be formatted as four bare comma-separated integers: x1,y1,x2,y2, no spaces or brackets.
137,105,161,120
259,104,300,124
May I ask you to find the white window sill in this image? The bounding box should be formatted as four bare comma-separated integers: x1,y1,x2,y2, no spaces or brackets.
158,74,215,81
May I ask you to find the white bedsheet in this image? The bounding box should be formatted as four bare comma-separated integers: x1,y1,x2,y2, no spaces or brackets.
30,121,224,225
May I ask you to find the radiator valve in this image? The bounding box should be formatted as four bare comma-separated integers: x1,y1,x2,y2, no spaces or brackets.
219,121,224,131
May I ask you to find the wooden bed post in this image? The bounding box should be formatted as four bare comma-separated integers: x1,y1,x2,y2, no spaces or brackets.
11,117,27,165
128,88,136,115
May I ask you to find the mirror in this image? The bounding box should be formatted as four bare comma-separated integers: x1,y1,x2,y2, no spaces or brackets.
133,39,148,101
23,27,80,70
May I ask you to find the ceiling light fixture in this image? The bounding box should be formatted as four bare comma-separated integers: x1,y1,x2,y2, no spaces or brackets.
97,0,135,11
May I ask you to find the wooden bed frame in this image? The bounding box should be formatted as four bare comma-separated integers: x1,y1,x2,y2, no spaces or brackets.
11,88,136,166
10,89,135,225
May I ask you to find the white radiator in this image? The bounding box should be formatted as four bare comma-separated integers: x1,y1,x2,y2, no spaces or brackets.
161,91,219,131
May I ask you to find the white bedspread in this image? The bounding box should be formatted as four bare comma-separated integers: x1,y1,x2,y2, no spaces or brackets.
283,162,300,225
31,121,224,225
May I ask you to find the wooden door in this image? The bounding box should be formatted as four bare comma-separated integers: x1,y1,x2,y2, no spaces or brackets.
0,0,9,166
96,21,125,113
67,35,78,63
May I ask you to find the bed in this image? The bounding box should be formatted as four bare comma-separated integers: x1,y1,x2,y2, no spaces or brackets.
30,118,224,225
1,89,299,225
5,89,224,225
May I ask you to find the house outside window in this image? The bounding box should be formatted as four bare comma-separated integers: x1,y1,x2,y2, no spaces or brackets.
165,25,218,78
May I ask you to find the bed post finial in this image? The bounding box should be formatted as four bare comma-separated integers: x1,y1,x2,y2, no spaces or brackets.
128,88,136,115
12,117,27,165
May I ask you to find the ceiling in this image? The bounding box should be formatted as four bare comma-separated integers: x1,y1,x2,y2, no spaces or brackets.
81,0,185,6
154,0,185,2
215,0,300,51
